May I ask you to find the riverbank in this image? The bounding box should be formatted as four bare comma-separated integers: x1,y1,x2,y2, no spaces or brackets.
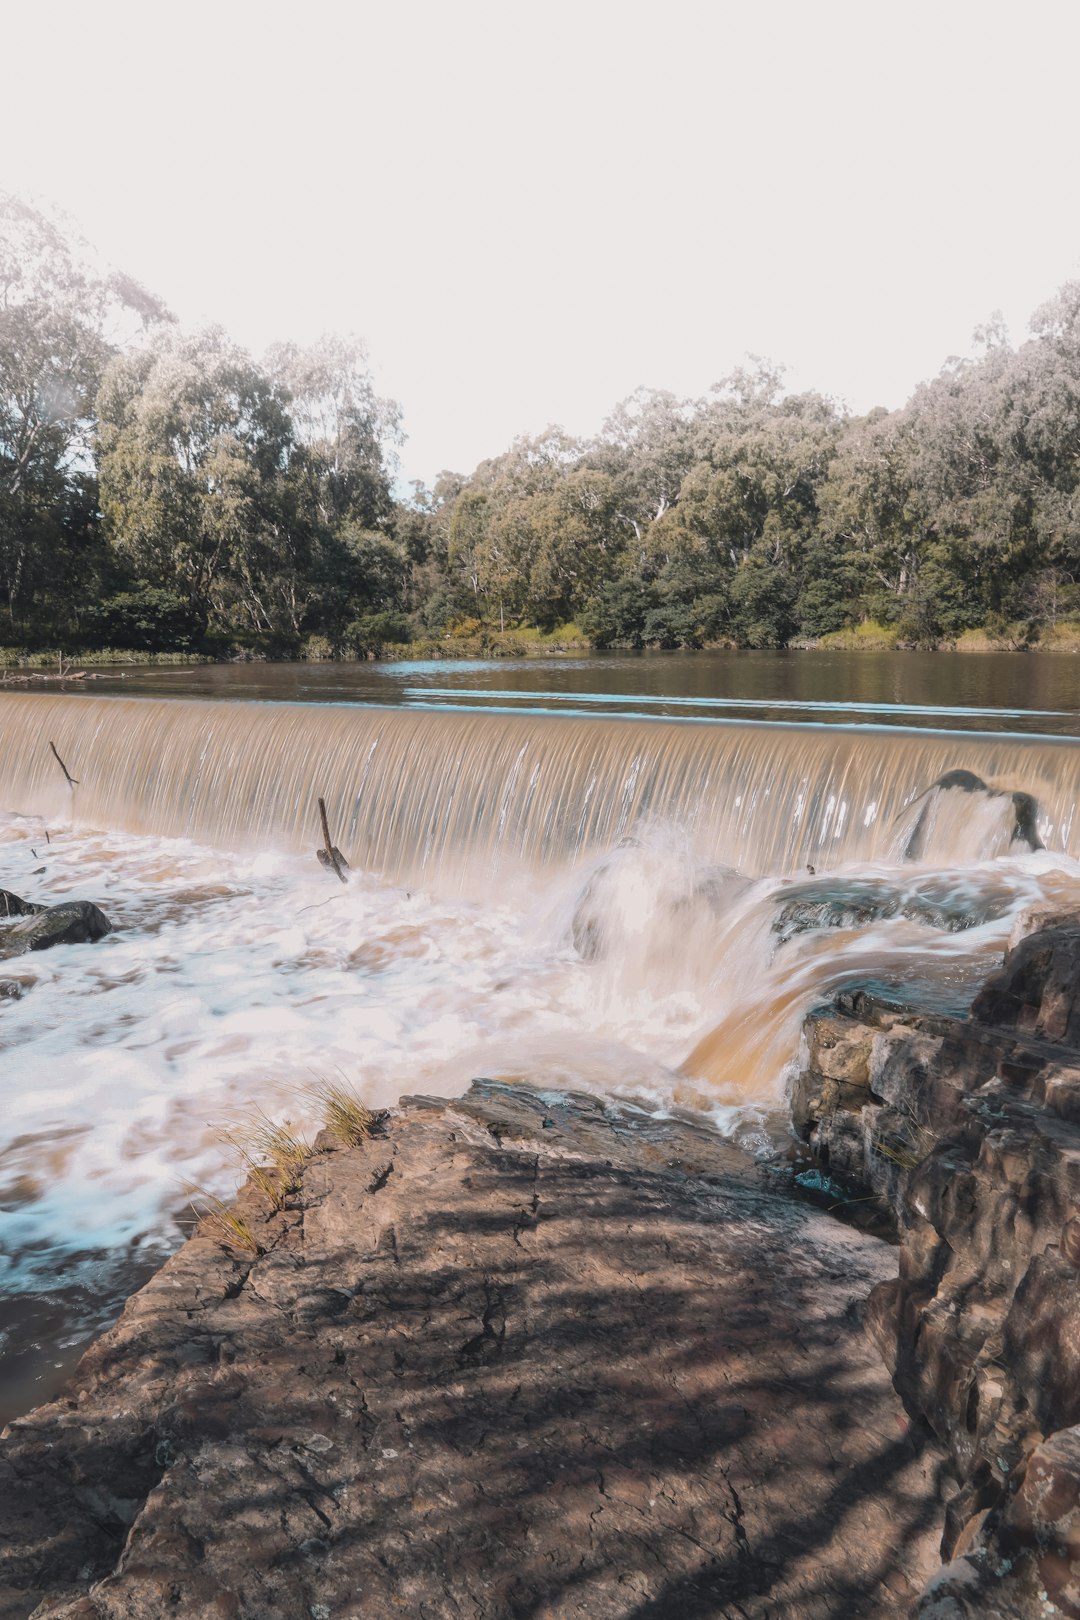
0,1081,943,1620
5,617,1080,670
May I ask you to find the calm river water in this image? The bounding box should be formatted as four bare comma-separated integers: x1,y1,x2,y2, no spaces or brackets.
74,647,1080,734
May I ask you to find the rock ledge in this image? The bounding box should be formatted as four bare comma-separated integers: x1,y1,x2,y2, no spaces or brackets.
0,1083,940,1620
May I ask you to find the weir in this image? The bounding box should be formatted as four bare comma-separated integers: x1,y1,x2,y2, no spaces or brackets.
2,692,1079,884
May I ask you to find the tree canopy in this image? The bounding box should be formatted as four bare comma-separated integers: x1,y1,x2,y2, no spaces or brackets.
2,191,1079,656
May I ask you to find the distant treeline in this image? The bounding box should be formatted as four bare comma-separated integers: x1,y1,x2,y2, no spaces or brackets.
2,192,1079,659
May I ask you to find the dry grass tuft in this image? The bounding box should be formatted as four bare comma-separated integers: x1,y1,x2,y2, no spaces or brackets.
221,1110,313,1209
184,1181,263,1255
185,1084,383,1255
309,1077,386,1147
871,1118,936,1173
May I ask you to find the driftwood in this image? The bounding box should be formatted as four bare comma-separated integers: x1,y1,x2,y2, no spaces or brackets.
316,797,350,884
48,742,79,788
1,664,91,685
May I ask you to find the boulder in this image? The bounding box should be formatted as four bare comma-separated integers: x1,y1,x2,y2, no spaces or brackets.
570,839,746,961
971,919,1080,1043
3,901,111,955
902,771,1044,859
916,1427,1080,1618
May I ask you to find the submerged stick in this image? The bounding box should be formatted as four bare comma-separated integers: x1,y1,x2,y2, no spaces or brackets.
48,741,79,787
316,796,350,884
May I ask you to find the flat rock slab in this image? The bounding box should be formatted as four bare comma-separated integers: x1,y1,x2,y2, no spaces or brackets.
0,1084,943,1620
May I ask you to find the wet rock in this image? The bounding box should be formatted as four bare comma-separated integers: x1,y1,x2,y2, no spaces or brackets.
794,915,1080,1612
571,841,634,959
0,891,43,920
902,771,1044,859
2,901,111,956
570,838,746,961
971,919,1080,1043
1009,790,1042,851
775,879,902,941
0,1081,942,1620
773,876,1008,943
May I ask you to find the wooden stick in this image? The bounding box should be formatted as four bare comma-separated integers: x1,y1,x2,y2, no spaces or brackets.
48,741,79,787
318,796,333,856
316,796,350,884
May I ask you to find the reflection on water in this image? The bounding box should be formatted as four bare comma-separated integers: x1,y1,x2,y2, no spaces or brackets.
47,647,1080,736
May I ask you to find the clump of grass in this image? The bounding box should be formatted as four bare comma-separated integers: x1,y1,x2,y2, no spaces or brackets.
872,1138,921,1171
184,1181,263,1256
221,1109,313,1210
308,1077,385,1147
871,1117,936,1172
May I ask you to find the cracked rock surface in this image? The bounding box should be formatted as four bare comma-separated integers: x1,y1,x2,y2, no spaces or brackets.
0,1082,941,1620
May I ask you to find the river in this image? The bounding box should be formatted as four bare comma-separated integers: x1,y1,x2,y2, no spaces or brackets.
1,648,1079,1421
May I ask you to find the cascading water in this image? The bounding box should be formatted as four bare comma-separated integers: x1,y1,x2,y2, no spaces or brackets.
3,692,1080,876
1,686,1078,1420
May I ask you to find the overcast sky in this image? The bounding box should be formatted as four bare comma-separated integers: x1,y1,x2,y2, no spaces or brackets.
7,0,1080,486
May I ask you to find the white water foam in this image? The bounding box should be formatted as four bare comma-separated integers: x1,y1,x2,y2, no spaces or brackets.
0,809,1071,1296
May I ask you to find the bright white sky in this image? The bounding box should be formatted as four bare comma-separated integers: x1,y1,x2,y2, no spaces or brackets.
7,0,1080,487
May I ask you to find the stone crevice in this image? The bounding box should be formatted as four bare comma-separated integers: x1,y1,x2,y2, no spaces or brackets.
793,910,1080,1616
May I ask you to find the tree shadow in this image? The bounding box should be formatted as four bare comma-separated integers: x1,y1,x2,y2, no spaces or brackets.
0,1115,946,1620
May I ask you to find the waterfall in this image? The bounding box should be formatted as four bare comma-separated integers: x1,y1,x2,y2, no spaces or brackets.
1,692,1078,886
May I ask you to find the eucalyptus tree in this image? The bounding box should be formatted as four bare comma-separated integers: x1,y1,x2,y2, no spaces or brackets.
591,388,696,555
445,429,590,626
0,192,170,636
632,373,842,646
96,326,294,636
266,334,402,535
1012,284,1080,584
817,407,922,617
523,467,622,624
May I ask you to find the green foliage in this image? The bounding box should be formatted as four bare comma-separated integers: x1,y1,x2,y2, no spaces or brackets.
81,585,203,651
4,190,1080,657
818,620,899,650
579,579,655,648
345,610,412,655
728,556,797,648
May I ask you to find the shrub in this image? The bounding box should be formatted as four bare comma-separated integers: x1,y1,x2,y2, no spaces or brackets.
345,611,413,656
80,585,203,652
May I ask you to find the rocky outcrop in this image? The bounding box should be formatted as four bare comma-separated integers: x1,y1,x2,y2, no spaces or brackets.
0,1083,942,1620
793,910,1080,1617
0,900,112,958
773,876,1009,944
